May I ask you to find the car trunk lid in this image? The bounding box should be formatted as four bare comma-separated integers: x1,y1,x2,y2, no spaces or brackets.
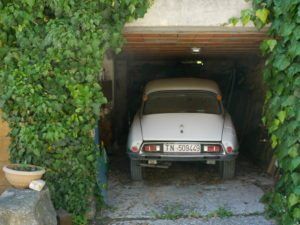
141,113,224,141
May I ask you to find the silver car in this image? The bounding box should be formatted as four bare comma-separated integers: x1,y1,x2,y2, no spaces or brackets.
127,78,239,180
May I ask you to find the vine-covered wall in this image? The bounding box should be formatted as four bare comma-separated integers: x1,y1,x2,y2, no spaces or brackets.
261,2,300,223
0,0,150,223
233,1,300,224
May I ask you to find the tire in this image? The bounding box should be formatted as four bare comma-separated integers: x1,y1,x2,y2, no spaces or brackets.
219,159,236,179
130,159,143,181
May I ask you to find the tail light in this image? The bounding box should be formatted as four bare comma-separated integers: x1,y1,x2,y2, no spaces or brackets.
143,144,161,152
203,145,221,153
131,146,139,153
226,146,233,153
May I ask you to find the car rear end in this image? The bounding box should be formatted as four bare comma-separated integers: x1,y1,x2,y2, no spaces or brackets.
127,79,238,180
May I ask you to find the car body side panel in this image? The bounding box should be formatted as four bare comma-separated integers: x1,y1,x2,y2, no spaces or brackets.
222,112,239,151
127,112,143,151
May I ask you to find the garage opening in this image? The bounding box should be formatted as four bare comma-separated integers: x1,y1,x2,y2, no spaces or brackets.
102,30,272,170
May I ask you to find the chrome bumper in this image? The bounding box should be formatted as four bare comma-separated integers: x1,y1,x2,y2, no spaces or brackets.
128,152,237,161
128,141,237,161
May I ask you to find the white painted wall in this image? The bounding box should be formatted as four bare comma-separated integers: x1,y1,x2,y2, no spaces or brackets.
125,0,254,31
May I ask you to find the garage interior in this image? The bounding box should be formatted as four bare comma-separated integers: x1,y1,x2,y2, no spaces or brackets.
99,28,274,178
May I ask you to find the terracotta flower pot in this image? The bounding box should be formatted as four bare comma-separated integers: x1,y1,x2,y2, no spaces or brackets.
3,164,45,189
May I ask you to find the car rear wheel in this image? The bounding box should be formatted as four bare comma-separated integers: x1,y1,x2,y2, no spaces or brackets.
130,159,143,181
219,159,235,179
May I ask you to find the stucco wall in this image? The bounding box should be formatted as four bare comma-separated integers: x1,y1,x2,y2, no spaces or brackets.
125,0,254,31
0,111,10,193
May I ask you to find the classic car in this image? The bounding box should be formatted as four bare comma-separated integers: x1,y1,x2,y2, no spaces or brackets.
127,78,239,180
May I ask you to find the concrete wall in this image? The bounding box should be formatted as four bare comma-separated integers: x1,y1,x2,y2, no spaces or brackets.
125,0,254,31
0,111,10,193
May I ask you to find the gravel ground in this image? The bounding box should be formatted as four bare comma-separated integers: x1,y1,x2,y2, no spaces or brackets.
96,156,276,225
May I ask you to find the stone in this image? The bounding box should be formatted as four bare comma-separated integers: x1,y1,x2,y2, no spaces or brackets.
0,187,57,225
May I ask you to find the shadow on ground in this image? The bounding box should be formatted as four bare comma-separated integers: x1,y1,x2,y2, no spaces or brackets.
95,154,276,225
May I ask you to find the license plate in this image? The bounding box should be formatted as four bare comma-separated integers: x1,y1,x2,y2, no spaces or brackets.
164,143,201,153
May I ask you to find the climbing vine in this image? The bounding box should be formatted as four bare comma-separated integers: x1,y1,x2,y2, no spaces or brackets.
232,1,300,224
0,0,150,223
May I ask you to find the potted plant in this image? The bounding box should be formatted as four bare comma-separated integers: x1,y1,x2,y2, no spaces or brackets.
2,164,45,188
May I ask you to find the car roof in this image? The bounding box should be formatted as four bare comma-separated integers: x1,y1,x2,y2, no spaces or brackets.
144,78,221,95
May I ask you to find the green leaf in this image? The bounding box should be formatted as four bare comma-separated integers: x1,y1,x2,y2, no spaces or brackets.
288,145,299,158
273,54,291,71
269,119,280,132
288,41,300,59
277,110,286,123
293,208,300,219
241,9,252,26
229,17,239,26
290,157,300,171
293,26,300,40
86,155,94,161
266,39,277,51
282,96,296,107
280,22,296,37
288,194,299,208
291,173,300,186
271,134,278,148
287,64,300,77
256,8,270,23
24,0,35,7
32,147,40,157
277,147,289,160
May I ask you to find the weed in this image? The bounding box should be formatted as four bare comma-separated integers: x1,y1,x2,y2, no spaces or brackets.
153,204,184,220
206,207,233,219
152,204,203,220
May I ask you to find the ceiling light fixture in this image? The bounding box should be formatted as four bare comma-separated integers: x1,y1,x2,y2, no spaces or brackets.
196,60,204,65
191,47,201,53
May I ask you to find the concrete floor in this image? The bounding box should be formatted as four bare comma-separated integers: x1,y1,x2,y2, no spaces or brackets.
96,157,276,225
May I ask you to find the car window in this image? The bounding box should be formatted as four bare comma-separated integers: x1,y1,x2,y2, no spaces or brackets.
143,91,222,115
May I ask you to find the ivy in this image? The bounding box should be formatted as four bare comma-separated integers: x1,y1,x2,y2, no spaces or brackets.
233,1,300,224
0,0,150,223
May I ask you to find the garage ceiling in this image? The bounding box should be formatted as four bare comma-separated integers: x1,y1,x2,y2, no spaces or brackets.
121,31,268,59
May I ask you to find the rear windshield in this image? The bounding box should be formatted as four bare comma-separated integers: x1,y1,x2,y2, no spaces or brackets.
143,91,222,115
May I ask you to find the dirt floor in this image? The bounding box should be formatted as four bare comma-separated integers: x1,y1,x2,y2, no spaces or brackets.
95,155,277,225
